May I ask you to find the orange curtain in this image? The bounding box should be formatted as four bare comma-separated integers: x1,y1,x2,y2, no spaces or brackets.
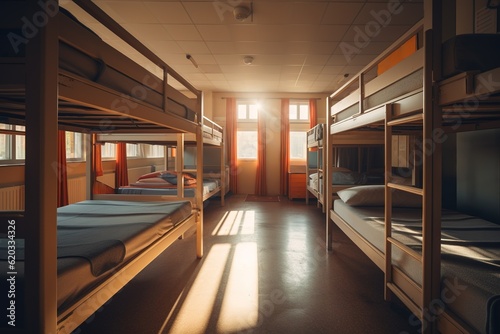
255,110,267,195
309,98,318,152
226,98,238,193
57,130,69,207
280,99,290,196
93,142,104,177
115,142,129,187
309,98,317,129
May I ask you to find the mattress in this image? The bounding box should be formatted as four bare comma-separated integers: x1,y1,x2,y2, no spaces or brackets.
0,200,192,314
119,179,219,197
442,34,500,79
333,199,500,333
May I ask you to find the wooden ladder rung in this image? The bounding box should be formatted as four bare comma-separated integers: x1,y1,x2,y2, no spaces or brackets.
387,113,423,126
387,182,423,196
387,237,422,262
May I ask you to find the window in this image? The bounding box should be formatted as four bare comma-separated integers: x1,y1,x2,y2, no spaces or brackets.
101,143,162,159
236,101,258,160
126,143,141,158
0,124,25,163
289,101,309,121
237,131,257,159
290,131,307,160
145,144,165,158
237,102,258,120
288,101,309,162
65,131,84,161
102,142,116,159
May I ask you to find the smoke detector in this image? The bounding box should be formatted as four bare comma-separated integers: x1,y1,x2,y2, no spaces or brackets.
233,5,252,22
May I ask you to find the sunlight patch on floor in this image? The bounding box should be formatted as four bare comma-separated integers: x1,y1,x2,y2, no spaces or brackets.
217,242,259,332
165,243,230,334
212,210,255,236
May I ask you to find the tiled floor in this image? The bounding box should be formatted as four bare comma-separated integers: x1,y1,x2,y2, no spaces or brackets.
77,194,420,334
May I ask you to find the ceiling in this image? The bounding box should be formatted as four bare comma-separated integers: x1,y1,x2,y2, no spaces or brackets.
61,0,424,94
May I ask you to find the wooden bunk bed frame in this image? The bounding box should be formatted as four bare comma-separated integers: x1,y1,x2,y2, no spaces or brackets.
306,124,384,212
95,115,227,206
325,5,500,333
305,124,326,211
0,1,206,333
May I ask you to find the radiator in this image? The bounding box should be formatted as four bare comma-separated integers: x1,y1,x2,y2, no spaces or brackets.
68,176,87,204
0,185,25,211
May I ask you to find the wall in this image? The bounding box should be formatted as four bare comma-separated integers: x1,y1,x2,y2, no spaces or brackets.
456,128,500,223
211,92,328,195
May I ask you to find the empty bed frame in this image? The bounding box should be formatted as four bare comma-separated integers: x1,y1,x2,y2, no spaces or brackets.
96,115,227,205
325,17,500,334
0,1,205,333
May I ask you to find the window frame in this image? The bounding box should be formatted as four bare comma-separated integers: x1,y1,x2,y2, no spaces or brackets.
289,100,310,123
236,100,258,161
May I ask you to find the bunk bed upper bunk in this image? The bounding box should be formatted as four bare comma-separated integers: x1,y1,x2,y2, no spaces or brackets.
0,1,206,333
325,16,500,334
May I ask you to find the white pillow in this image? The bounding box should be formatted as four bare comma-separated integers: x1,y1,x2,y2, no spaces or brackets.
337,185,422,208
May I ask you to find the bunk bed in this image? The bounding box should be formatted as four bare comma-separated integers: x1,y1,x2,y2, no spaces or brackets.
0,1,205,333
325,14,500,334
305,123,384,212
96,116,228,205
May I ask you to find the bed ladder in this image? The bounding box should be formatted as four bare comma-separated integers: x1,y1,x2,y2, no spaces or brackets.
383,29,442,334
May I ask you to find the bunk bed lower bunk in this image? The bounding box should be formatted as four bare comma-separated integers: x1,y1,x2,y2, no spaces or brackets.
306,124,385,210
331,186,500,334
95,116,228,205
0,1,206,333
0,199,197,332
118,168,228,203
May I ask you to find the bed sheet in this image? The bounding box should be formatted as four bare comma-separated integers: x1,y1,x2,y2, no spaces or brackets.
0,200,192,313
333,199,500,333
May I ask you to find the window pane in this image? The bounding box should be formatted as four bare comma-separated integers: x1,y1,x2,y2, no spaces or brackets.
0,124,12,160
237,104,247,119
299,105,309,120
0,133,9,160
15,134,25,160
237,131,257,159
102,143,115,158
126,143,139,157
65,132,83,160
146,144,164,158
248,104,258,119
289,105,297,120
290,131,306,160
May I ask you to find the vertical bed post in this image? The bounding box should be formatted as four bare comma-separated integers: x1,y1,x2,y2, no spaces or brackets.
176,133,185,198
325,97,333,251
384,104,393,303
220,128,226,206
196,92,204,258
24,1,59,332
422,0,443,331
